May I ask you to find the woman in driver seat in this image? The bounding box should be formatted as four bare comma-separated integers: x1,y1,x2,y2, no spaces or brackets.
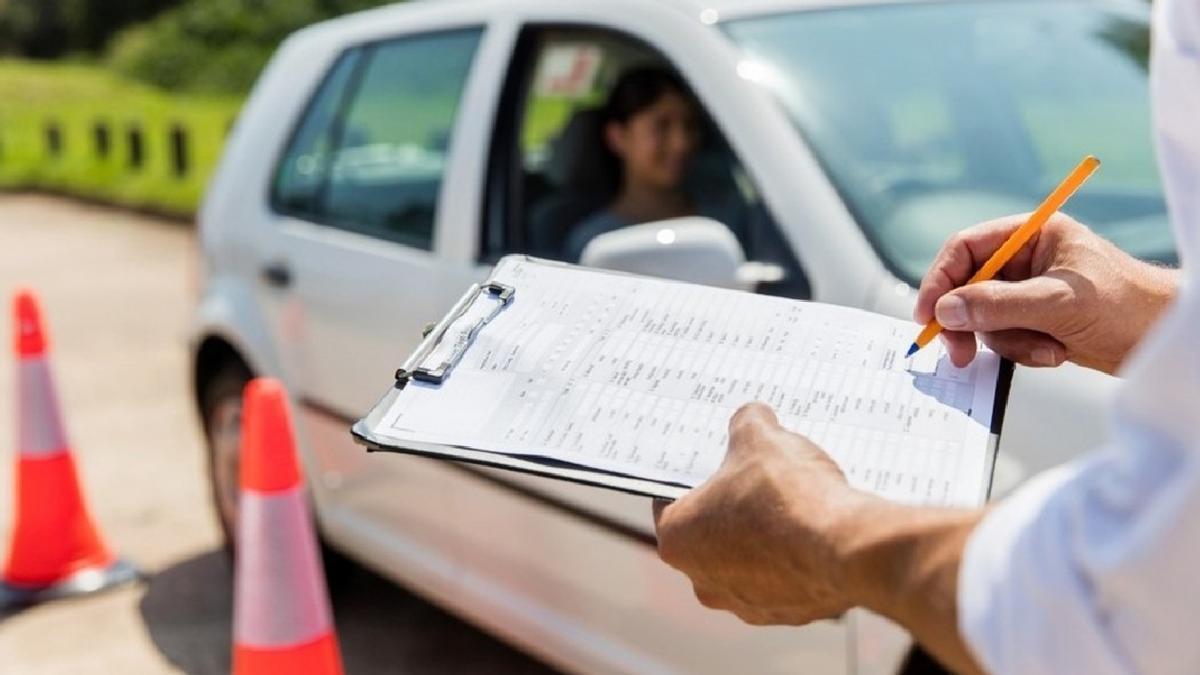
565,67,704,261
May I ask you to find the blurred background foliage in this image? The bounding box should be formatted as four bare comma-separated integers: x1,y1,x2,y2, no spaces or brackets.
107,0,396,94
2,0,395,93
0,0,397,216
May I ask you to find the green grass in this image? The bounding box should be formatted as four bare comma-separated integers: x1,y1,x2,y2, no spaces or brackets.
0,58,601,216
0,59,242,217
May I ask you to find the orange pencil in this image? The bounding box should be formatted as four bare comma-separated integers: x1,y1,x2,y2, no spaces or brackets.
906,155,1101,358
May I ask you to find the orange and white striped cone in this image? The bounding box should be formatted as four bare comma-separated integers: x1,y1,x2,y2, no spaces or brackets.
233,378,343,675
1,290,139,611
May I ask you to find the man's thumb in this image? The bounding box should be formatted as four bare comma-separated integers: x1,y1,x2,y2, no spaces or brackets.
934,277,1067,333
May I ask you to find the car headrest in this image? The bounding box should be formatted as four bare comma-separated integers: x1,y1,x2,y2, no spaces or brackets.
542,107,616,195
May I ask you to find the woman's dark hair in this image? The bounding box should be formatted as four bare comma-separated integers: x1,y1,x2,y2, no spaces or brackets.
603,66,694,125
589,66,700,199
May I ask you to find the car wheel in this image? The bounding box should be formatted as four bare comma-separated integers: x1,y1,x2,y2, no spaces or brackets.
199,361,355,587
200,361,251,556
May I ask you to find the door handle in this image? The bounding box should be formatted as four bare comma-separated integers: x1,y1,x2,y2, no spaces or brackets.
261,261,292,288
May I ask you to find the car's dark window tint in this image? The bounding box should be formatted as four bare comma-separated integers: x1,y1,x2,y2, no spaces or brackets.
272,28,482,250
273,50,362,217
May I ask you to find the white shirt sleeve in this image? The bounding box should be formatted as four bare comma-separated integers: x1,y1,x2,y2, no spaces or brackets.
957,0,1200,672
959,418,1200,674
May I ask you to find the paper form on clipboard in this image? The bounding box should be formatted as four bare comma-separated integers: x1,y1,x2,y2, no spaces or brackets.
353,255,1011,505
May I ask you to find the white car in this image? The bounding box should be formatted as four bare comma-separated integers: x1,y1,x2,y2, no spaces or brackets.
192,0,1173,672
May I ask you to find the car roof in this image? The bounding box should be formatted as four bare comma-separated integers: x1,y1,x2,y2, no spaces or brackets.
319,0,951,31
651,0,943,22
299,0,1126,45
427,0,1126,22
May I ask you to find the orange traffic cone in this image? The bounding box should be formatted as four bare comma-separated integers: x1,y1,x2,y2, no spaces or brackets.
1,290,138,610
233,378,343,675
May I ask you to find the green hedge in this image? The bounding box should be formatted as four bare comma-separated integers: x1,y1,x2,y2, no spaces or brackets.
108,0,396,95
0,59,241,216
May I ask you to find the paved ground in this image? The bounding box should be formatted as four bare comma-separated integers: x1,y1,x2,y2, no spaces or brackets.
0,194,554,674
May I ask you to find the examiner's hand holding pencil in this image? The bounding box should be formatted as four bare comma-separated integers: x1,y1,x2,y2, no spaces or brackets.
914,212,1178,374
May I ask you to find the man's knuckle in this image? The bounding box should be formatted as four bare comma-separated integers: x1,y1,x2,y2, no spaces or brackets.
737,401,769,420
657,543,683,569
1051,211,1079,230
694,586,723,609
740,611,772,626
729,404,751,429
1044,280,1075,308
971,285,1008,316
655,526,682,565
729,403,767,438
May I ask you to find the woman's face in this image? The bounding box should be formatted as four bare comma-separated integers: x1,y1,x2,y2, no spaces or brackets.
606,90,700,191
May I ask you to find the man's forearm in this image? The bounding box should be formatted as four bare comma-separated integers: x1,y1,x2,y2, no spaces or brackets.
830,496,987,674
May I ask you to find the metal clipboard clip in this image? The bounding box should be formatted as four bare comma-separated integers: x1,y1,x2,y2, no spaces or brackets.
395,282,515,386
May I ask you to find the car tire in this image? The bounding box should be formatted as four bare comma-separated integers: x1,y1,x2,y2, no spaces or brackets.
198,360,354,589
199,360,250,558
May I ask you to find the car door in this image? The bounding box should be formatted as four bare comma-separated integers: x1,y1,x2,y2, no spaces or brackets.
258,26,486,588
448,23,846,674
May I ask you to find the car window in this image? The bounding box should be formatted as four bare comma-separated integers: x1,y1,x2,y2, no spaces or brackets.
726,2,1173,284
521,42,610,173
508,31,655,260
272,50,363,217
272,28,483,250
486,27,809,298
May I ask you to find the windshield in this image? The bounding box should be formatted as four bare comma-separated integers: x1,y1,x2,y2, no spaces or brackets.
725,1,1175,284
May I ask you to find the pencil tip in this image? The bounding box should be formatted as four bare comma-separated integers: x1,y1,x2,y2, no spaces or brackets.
905,343,919,358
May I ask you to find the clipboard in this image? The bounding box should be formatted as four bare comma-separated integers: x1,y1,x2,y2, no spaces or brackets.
352,255,1014,503
354,258,700,499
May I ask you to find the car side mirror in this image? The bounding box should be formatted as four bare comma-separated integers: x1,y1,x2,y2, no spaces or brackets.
578,216,784,291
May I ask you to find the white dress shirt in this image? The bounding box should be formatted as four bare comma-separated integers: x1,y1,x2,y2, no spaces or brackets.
957,0,1200,673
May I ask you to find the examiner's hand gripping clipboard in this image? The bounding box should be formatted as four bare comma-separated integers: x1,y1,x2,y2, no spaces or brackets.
352,255,1013,505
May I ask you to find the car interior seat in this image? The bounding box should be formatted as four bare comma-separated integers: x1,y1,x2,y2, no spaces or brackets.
526,107,617,259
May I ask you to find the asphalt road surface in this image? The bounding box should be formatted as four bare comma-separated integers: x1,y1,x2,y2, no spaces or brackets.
0,194,557,674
